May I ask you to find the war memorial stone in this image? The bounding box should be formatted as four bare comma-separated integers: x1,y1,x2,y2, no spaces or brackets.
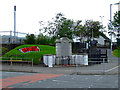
43,37,88,67
55,37,72,65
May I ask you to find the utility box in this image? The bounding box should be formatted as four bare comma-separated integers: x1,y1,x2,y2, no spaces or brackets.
55,37,72,64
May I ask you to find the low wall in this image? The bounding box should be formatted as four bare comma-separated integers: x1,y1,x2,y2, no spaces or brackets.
43,54,88,67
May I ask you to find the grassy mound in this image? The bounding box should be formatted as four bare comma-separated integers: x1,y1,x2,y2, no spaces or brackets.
2,45,56,64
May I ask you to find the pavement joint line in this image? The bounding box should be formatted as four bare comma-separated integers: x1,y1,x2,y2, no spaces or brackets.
105,65,120,72
52,80,69,82
94,75,101,76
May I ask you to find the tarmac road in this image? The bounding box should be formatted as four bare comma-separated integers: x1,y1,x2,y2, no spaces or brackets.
1,71,118,89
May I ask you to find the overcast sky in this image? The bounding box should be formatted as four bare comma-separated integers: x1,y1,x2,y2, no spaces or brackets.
0,0,119,36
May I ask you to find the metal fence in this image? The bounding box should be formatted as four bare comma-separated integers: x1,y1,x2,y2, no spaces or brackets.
0,31,27,44
0,57,119,75
43,56,119,74
0,57,34,72
54,57,106,65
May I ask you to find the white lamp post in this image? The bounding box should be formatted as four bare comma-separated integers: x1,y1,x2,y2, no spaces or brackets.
118,1,120,11
110,2,120,55
14,6,16,43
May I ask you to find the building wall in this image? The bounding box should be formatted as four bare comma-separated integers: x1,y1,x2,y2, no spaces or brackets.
95,36,105,45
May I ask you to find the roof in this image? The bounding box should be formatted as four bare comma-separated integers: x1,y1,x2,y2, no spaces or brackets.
100,32,110,41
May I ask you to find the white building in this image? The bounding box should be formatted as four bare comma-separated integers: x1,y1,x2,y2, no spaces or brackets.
73,34,110,46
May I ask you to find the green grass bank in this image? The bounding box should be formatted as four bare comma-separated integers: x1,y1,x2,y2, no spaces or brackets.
2,44,56,64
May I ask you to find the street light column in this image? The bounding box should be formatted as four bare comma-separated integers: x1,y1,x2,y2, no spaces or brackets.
110,2,120,55
119,1,120,11
110,4,113,55
14,6,16,43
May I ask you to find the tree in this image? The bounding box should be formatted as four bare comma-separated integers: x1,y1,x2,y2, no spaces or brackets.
81,20,104,41
24,34,36,44
39,13,82,40
57,19,74,39
39,13,64,38
72,20,85,41
108,11,120,37
36,33,56,45
39,13,104,42
36,33,48,44
112,11,120,30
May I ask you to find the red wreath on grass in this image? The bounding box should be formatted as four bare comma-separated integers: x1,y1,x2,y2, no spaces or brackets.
19,46,40,53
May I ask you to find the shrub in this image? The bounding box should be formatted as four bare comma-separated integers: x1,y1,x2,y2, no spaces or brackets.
24,34,36,44
36,34,56,45
113,48,120,57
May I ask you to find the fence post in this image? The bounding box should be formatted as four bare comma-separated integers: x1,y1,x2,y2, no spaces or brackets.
31,58,33,72
10,58,12,70
74,56,75,65
75,56,78,73
103,58,105,74
75,56,78,67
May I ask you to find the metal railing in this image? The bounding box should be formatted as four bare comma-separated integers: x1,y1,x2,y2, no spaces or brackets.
0,31,27,44
0,57,33,72
0,56,119,74
52,56,119,74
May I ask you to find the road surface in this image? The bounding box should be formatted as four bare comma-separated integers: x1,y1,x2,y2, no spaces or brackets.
1,71,118,89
